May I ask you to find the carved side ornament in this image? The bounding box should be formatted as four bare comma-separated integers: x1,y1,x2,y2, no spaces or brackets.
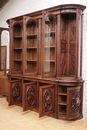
69,53,75,75
26,85,35,106
72,91,81,113
12,83,21,102
60,53,66,75
70,20,76,41
43,89,52,112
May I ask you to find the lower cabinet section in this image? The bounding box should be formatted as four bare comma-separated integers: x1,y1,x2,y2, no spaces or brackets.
7,78,83,120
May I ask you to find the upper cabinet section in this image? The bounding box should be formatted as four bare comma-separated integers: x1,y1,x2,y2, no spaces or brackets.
8,4,86,79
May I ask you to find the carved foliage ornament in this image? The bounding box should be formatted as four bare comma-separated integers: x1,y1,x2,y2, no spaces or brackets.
12,83,21,102
72,91,81,114
69,53,75,75
26,85,35,106
61,43,67,53
70,20,76,41
61,19,66,41
60,53,66,75
43,89,52,112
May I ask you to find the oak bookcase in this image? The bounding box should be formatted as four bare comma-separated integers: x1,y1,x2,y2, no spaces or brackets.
7,4,86,120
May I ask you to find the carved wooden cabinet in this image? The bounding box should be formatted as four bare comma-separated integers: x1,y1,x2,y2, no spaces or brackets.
7,4,86,120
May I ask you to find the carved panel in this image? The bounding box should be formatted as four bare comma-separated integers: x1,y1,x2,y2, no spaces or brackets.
69,43,76,52
61,43,67,53
70,20,76,41
61,19,67,41
72,91,81,114
67,86,81,120
69,53,75,75
60,53,66,75
26,85,35,106
12,83,21,102
43,89,52,112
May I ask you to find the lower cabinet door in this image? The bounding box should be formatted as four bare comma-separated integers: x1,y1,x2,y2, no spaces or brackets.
67,86,81,120
9,80,22,106
23,82,37,111
39,85,54,117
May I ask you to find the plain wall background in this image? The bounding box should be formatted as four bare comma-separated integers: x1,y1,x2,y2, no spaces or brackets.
0,0,87,118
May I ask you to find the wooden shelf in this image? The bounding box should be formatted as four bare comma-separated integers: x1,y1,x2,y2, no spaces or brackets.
14,59,22,61
58,102,67,105
27,60,37,62
27,34,37,37
59,93,67,96
14,36,22,38
27,47,37,49
14,48,22,50
45,46,55,48
44,60,55,62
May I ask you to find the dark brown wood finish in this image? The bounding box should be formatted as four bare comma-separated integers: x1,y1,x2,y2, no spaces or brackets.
7,4,86,120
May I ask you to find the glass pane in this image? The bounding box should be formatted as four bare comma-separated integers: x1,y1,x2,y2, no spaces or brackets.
44,16,55,75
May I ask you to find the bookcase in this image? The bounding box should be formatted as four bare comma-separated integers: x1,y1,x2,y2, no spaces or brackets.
7,4,86,120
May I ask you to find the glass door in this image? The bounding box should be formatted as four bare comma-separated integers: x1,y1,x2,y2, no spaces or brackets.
43,13,56,77
24,17,38,75
10,21,23,74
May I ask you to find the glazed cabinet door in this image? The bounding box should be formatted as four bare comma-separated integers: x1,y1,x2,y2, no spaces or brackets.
23,82,37,111
42,12,56,77
23,16,39,75
8,80,22,106
67,86,81,120
39,85,55,117
10,20,23,74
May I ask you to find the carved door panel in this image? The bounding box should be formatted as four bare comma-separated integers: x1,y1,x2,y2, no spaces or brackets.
67,86,81,120
23,82,37,111
39,85,54,117
9,80,22,106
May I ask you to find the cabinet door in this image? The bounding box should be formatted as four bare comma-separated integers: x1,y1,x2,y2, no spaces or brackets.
42,12,56,77
23,82,37,111
39,85,54,117
67,86,81,120
23,16,38,75
8,80,22,106
10,20,23,74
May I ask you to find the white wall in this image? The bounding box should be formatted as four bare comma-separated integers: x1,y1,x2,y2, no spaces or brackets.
0,0,87,118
